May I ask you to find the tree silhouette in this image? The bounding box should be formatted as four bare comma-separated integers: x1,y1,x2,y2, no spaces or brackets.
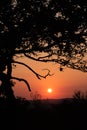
0,0,87,100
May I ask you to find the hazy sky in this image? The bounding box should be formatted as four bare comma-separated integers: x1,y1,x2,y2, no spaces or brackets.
12,56,87,100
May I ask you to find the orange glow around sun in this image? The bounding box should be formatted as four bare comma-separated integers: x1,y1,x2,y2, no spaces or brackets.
47,88,53,93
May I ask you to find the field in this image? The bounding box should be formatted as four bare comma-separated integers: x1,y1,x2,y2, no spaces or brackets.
0,97,87,130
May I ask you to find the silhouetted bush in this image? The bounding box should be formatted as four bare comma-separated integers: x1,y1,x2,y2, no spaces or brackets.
73,90,87,103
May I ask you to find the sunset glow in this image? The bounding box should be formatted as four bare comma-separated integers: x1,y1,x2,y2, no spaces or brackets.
47,88,53,93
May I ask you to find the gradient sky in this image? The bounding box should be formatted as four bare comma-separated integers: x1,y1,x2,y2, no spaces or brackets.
12,56,87,100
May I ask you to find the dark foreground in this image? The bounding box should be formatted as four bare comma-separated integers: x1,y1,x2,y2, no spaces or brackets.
0,97,87,130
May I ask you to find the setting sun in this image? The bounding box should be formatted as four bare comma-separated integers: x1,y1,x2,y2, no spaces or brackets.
47,88,53,93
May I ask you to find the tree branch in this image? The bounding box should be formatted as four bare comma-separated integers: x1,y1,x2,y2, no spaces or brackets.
11,76,31,91
24,53,58,62
12,60,53,79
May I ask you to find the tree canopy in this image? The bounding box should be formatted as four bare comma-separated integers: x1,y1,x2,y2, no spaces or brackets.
0,0,87,99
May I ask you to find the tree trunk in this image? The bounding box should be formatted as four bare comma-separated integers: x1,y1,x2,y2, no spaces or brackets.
0,56,16,101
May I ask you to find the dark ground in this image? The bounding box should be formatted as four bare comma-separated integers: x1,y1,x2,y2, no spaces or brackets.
0,97,87,130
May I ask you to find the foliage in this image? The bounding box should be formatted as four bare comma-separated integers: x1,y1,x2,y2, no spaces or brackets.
73,90,87,102
0,0,87,99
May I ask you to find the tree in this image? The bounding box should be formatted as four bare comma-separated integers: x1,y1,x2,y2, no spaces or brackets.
0,0,87,100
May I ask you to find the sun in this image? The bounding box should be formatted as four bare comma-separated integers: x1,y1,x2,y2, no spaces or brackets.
47,88,53,93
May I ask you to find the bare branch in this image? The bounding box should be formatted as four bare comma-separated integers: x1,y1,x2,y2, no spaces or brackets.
37,53,53,60
13,60,52,79
42,69,54,78
24,53,58,62
11,76,31,91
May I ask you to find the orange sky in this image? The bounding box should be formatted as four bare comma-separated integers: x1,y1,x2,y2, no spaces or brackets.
12,56,87,100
